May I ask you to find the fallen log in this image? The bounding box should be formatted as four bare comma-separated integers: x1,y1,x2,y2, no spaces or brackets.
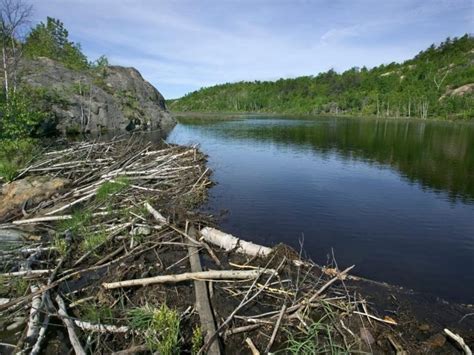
74,320,129,333
102,269,277,289
200,227,272,257
25,285,42,344
56,295,86,355
444,328,472,355
0,270,51,277
187,226,221,355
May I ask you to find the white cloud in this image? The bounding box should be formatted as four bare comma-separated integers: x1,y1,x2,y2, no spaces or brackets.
32,0,472,98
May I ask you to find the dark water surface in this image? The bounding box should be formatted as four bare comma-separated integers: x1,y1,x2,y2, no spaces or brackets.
167,116,474,303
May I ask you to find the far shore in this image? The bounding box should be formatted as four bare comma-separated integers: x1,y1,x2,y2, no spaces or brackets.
170,110,474,122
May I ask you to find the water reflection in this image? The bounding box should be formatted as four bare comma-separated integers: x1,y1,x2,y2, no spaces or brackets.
168,116,474,303
177,117,474,203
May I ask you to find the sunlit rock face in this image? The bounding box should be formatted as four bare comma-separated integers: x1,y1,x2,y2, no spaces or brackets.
20,57,175,134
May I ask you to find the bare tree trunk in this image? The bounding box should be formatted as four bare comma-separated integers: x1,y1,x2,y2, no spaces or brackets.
2,44,9,100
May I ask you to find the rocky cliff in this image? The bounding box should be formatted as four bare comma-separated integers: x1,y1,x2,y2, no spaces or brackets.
20,57,175,134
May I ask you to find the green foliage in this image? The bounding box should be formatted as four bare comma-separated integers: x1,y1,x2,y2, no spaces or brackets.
96,176,130,202
170,35,474,120
24,17,89,70
191,326,203,355
7,277,29,297
280,307,349,355
0,138,36,181
81,230,107,253
0,90,47,139
128,304,181,354
58,209,92,235
79,302,113,323
52,234,68,257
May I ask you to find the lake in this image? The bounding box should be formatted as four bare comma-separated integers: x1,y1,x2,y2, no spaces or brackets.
167,116,474,303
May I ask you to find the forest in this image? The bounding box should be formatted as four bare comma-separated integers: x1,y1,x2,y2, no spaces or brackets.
169,35,474,120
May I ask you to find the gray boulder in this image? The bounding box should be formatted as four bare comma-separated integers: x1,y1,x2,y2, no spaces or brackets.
20,57,175,134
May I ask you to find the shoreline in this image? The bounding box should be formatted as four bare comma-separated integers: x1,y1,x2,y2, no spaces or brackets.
0,137,472,353
170,110,474,123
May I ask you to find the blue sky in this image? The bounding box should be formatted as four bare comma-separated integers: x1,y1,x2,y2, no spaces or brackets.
33,0,472,99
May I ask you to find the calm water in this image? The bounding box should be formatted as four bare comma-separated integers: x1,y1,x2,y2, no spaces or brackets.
167,116,474,303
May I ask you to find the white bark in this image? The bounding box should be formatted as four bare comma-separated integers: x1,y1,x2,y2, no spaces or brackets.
200,227,272,257
55,295,86,355
102,269,277,289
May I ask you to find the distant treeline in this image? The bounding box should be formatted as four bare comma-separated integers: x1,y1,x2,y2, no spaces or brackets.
169,35,474,120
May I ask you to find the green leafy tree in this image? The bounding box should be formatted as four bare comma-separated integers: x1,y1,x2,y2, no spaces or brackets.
170,35,474,120
0,89,46,139
24,17,88,70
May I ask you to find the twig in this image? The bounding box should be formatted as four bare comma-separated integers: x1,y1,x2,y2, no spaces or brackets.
245,338,260,355
353,311,397,325
265,304,287,353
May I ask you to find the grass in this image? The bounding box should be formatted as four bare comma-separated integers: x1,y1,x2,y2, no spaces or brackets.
81,230,107,253
56,209,108,254
79,301,113,323
128,303,181,354
96,176,130,202
2,277,30,297
58,209,92,234
52,234,68,257
281,304,351,355
191,326,203,355
0,139,36,182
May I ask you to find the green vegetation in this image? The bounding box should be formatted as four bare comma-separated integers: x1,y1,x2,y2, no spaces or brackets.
0,15,108,156
52,234,68,257
128,304,181,354
191,326,203,355
96,176,131,202
79,301,114,323
58,209,93,235
0,138,36,181
170,35,474,120
0,90,47,139
81,230,107,254
24,17,88,70
280,303,353,354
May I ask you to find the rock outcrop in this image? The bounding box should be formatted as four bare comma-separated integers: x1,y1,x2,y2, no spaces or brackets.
0,176,69,221
20,57,175,134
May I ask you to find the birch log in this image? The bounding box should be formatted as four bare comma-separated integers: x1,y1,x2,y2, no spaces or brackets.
187,226,221,355
56,295,86,355
199,227,272,257
102,269,277,289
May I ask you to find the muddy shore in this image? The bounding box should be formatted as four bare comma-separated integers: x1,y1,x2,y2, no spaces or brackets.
0,135,472,354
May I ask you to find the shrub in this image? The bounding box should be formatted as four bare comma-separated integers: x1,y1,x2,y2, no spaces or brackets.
0,139,36,181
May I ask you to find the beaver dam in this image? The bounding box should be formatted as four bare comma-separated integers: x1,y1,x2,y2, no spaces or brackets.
0,135,472,354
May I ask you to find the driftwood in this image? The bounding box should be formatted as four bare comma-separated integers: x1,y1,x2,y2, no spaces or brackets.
0,269,51,277
265,304,287,353
187,226,221,355
444,328,472,355
102,269,277,289
200,227,272,257
56,295,86,355
25,285,42,344
74,320,129,333
245,337,260,355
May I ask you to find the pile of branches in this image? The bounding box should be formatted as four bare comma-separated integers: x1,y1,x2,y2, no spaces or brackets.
0,135,409,354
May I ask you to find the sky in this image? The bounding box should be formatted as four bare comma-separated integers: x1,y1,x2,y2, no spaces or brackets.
32,0,473,99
